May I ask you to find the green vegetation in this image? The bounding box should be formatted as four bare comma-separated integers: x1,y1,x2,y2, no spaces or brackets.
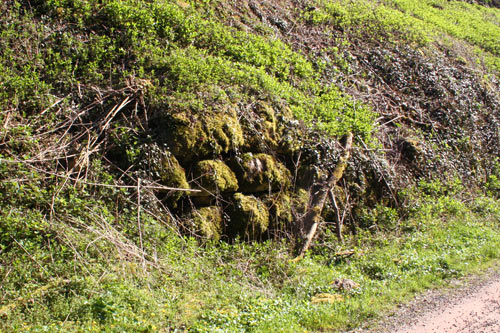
190,206,224,241
0,0,373,138
307,0,500,71
1,0,500,331
1,179,499,331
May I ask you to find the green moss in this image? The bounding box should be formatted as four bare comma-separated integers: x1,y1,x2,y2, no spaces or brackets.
265,189,309,230
158,151,189,202
190,206,223,241
294,189,311,215
193,160,239,194
160,107,244,162
266,192,293,226
307,0,500,72
230,193,270,239
232,153,291,193
277,115,307,155
244,102,278,150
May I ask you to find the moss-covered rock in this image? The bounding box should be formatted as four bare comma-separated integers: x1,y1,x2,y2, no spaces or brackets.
265,189,310,231
192,160,239,195
265,192,293,228
232,153,291,193
159,152,189,188
190,206,223,241
157,151,190,203
243,101,279,150
278,127,305,155
240,102,307,156
229,193,269,239
156,107,244,162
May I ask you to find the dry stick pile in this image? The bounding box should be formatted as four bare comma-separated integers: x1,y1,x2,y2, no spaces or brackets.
0,81,204,279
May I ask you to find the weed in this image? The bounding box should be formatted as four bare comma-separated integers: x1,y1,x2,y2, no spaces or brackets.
1,0,500,331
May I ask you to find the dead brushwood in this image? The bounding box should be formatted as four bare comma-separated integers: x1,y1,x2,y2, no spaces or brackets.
296,132,353,258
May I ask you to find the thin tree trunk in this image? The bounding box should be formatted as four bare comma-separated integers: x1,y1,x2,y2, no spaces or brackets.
328,189,343,241
297,133,353,258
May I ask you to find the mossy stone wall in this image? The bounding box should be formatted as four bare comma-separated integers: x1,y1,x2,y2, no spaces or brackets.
229,193,270,239
192,160,239,194
190,206,223,241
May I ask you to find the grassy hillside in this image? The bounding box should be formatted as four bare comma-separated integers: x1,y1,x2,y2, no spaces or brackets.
1,0,500,331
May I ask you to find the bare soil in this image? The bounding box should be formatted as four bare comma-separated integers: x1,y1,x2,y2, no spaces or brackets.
350,264,500,333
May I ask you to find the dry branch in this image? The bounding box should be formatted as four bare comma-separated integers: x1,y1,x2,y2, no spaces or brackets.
0,158,198,192
328,189,343,241
296,132,353,258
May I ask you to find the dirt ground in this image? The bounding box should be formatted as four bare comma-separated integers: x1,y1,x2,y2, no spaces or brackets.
351,264,500,333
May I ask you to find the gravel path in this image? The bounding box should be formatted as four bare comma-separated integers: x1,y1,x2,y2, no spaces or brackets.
350,265,500,333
